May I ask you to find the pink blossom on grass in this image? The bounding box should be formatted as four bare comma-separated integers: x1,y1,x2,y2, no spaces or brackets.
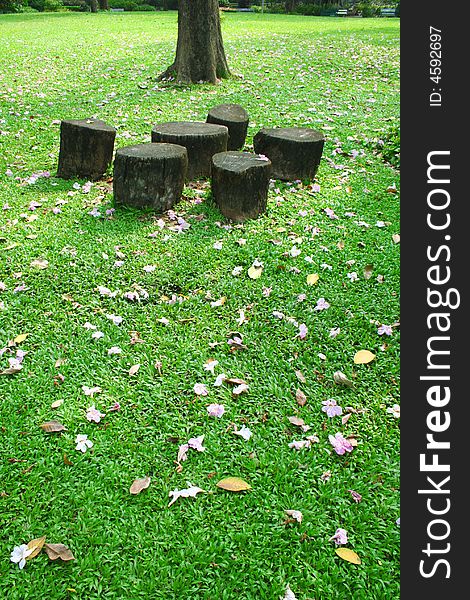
298,323,308,339
329,432,354,455
86,405,106,423
314,298,330,311
348,490,362,503
329,528,348,545
322,399,342,418
193,383,208,396
378,324,393,336
207,403,225,418
324,207,338,219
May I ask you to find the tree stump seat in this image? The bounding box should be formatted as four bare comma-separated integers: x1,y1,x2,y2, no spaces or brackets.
253,127,325,181
211,151,272,222
113,143,188,212
151,122,228,180
57,118,116,180
206,103,249,150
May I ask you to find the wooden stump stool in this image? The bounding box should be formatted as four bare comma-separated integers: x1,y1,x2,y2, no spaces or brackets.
211,151,272,222
253,127,325,181
206,104,249,151
57,118,116,180
113,143,188,212
151,122,228,180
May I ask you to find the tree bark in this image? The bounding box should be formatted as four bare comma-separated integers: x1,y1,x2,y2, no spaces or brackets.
285,0,297,13
99,0,109,9
159,0,230,84
90,0,98,12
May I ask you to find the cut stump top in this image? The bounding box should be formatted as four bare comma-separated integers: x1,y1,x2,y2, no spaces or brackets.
257,127,324,143
62,118,116,133
152,122,228,138
207,104,249,123
115,143,187,160
212,151,271,173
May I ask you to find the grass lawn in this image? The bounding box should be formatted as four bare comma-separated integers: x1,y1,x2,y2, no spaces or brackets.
0,11,400,600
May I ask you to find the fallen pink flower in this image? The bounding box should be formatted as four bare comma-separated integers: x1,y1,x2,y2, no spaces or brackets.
329,528,348,545
329,432,354,455
207,403,225,418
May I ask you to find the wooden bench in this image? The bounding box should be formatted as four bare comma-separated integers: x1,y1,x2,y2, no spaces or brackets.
336,9,348,17
380,8,396,17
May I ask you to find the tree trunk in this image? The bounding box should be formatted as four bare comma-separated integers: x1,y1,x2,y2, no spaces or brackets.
90,0,98,12
99,0,109,9
159,0,230,84
285,0,296,13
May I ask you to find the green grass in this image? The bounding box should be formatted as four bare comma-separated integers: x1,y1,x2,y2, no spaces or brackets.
0,12,400,600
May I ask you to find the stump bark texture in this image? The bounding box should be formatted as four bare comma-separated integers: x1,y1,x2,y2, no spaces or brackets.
57,119,116,180
113,143,188,212
253,127,324,181
206,104,249,151
151,122,228,180
211,151,272,222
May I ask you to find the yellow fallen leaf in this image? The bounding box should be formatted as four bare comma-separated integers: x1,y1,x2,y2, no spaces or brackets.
306,273,319,286
248,266,263,280
392,233,400,244
216,477,251,492
51,399,64,409
335,547,361,565
27,535,47,560
14,333,28,344
354,350,376,364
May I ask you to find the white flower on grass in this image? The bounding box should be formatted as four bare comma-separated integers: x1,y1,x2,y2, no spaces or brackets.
232,266,243,276
10,544,33,569
347,272,358,282
107,346,122,355
387,404,400,418
86,405,106,423
91,331,104,340
233,425,252,441
214,373,227,387
75,434,93,453
203,359,219,374
82,385,102,397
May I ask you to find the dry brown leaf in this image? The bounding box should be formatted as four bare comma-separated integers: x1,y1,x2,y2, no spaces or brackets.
44,543,75,562
0,365,22,376
216,477,251,492
392,233,400,244
130,476,151,495
225,378,247,386
295,370,306,383
128,364,140,376
333,371,354,388
51,399,64,409
63,454,73,466
306,273,319,286
335,547,361,565
14,333,28,344
31,259,49,269
354,350,376,364
288,416,305,427
26,536,47,560
363,264,373,280
40,421,66,433
296,389,307,407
